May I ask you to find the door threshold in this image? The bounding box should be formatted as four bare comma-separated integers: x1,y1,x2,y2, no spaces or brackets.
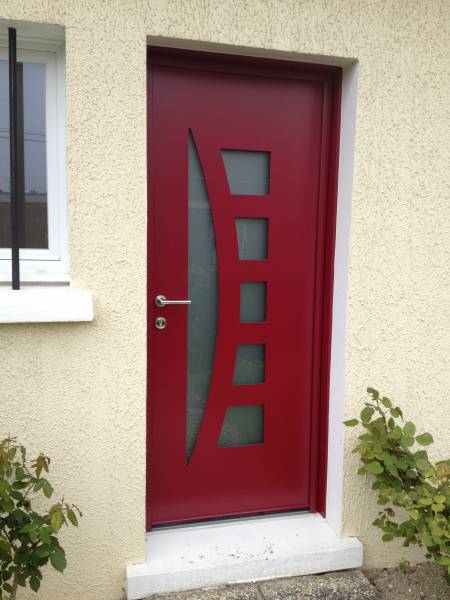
126,513,362,599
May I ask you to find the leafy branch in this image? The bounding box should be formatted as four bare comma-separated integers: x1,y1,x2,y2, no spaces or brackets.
345,388,450,580
0,437,81,599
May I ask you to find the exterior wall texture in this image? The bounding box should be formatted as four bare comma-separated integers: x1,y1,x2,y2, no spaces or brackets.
0,1,449,599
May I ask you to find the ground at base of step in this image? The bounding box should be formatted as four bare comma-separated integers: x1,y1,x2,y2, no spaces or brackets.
144,562,450,600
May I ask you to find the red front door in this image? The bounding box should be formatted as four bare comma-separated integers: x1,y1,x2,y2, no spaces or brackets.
147,51,341,527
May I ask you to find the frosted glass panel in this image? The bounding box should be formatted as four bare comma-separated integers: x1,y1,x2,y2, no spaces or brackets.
221,150,270,195
187,133,218,461
240,282,266,323
236,218,268,260
233,344,265,384
218,405,264,447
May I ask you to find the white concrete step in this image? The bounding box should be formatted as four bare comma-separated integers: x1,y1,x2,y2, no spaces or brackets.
126,513,363,599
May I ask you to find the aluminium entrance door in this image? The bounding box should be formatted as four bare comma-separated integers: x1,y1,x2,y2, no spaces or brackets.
147,51,341,527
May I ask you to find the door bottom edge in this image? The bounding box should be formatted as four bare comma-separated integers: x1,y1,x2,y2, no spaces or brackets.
151,504,310,529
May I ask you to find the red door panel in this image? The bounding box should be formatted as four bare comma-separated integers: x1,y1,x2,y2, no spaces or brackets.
147,52,341,527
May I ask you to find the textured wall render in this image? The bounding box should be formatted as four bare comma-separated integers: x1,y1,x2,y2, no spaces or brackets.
0,1,449,599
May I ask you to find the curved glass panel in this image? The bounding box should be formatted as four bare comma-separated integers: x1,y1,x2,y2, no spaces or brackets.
186,133,218,461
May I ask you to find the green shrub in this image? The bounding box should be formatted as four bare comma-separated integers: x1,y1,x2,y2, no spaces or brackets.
0,437,81,599
345,388,450,578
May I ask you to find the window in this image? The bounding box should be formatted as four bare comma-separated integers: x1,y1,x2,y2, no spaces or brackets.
0,38,67,282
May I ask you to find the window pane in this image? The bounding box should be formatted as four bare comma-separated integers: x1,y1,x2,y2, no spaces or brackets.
0,60,48,249
187,133,218,461
218,405,264,447
233,344,265,384
221,150,270,195
0,60,10,248
240,282,267,323
236,218,268,260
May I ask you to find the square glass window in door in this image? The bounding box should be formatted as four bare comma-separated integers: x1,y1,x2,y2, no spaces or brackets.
236,218,268,260
218,405,264,447
240,282,267,323
233,344,265,384
221,149,270,195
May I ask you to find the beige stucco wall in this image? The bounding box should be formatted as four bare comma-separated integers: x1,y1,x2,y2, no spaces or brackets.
0,1,449,599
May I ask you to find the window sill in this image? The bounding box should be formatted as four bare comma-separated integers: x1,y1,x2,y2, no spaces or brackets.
0,287,93,323
0,272,71,283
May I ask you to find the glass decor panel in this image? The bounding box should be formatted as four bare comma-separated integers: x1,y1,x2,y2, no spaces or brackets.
233,344,265,384
187,133,218,461
236,218,268,260
218,405,264,447
240,282,267,323
0,61,48,249
221,150,270,196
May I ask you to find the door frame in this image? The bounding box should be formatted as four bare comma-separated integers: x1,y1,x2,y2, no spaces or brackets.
146,47,342,531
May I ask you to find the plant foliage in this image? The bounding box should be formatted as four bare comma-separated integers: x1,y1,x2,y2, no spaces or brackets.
345,388,450,578
0,437,81,599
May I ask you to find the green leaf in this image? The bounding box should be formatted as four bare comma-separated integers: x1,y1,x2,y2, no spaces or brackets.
39,527,51,545
409,509,419,520
388,426,402,440
365,461,384,475
367,387,379,400
419,497,433,506
12,480,28,490
50,546,67,573
42,481,53,499
15,466,25,480
361,407,375,423
400,435,414,448
36,545,51,558
51,510,64,533
382,533,394,542
0,538,11,555
403,422,416,436
10,490,24,502
433,494,446,503
67,509,78,527
29,575,41,592
20,522,37,533
343,419,359,427
381,396,392,408
390,407,403,419
416,458,431,471
386,464,399,477
414,450,428,460
420,532,434,546
415,433,433,446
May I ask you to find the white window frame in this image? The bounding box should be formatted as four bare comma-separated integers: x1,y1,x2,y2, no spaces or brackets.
0,38,68,282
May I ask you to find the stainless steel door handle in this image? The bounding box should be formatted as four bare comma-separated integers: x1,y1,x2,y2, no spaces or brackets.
154,294,192,308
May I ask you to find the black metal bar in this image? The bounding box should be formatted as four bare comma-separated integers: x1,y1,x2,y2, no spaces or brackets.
16,63,26,248
8,27,20,290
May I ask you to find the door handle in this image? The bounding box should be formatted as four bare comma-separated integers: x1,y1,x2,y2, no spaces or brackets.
154,294,191,308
